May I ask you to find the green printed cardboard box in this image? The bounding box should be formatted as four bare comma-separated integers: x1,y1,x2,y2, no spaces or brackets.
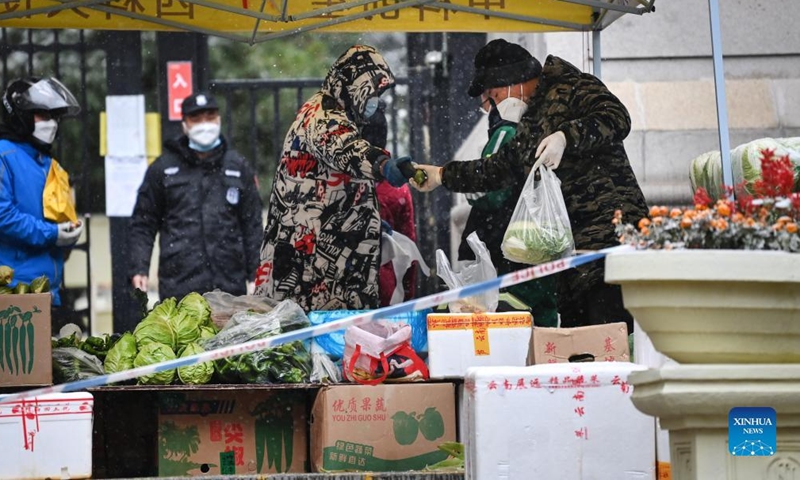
157,390,308,476
0,293,52,387
310,383,456,472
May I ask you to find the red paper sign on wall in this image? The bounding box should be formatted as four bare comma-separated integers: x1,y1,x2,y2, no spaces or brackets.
167,61,193,121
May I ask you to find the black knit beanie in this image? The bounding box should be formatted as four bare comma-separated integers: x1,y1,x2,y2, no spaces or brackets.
467,39,542,97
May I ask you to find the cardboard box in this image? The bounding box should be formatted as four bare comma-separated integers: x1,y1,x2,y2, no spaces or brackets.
157,390,308,476
0,392,94,480
464,363,655,479
427,312,532,379
311,383,456,472
0,293,52,387
528,322,630,365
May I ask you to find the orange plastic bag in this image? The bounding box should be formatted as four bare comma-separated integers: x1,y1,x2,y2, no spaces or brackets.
43,159,77,224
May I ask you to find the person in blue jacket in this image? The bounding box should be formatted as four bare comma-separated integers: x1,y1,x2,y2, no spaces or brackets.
0,77,84,316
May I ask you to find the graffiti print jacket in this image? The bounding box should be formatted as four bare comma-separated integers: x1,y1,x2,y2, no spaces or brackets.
441,55,649,298
256,45,396,312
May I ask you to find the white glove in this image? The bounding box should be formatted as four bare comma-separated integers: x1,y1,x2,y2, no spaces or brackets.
56,221,83,247
535,131,567,170
409,164,442,193
246,281,256,295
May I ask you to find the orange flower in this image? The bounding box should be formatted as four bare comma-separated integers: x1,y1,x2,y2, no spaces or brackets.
745,218,757,227
778,216,792,224
715,219,729,230
716,203,731,217
695,203,708,211
638,218,651,229
772,222,783,231
658,206,669,217
640,227,650,236
649,206,661,217
786,223,798,234
731,213,744,223
680,218,693,229
670,208,682,219
652,216,664,226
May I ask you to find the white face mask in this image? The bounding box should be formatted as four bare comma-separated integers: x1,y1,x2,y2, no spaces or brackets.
184,121,221,149
494,85,528,123
32,119,58,144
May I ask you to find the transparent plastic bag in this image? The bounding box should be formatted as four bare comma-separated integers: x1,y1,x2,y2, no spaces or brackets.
52,347,105,383
202,290,279,329
380,229,431,305
311,352,342,384
200,300,312,384
436,232,498,313
502,166,574,265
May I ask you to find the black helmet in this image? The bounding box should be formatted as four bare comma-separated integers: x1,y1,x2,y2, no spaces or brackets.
2,77,80,137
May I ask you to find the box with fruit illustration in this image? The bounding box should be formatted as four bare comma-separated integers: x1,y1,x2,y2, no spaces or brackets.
310,383,456,472
0,293,52,387
157,390,308,476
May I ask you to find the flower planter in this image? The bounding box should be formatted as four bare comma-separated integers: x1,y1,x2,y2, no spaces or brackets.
605,250,800,364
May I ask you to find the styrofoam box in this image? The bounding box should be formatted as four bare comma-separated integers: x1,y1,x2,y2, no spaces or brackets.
0,393,94,480
464,362,655,480
427,312,532,379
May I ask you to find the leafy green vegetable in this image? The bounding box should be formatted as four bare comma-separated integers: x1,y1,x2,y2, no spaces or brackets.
502,220,573,265
104,332,138,374
178,292,212,327
177,343,213,385
198,325,216,341
168,310,201,353
134,343,176,385
134,315,177,351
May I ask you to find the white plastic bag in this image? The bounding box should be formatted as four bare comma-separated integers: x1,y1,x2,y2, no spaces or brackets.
502,166,574,265
436,232,498,313
380,230,430,305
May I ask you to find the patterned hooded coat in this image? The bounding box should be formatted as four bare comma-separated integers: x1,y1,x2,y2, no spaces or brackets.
441,55,648,305
255,45,396,312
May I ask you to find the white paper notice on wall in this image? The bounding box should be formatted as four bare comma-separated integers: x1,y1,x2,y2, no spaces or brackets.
106,95,146,157
105,156,147,217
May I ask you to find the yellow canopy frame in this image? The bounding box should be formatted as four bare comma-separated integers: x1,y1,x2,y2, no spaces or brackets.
0,0,656,44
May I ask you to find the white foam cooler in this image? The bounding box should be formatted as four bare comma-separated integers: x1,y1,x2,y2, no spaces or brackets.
464,362,655,480
0,392,94,480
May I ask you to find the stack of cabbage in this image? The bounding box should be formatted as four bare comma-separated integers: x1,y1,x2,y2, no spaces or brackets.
103,292,218,385
690,137,800,200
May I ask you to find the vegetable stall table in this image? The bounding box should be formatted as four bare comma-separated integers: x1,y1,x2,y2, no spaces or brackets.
89,383,464,479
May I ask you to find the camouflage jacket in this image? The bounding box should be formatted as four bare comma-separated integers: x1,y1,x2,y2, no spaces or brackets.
442,55,648,295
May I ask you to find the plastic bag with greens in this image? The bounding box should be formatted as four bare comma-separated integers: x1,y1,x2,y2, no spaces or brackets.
502,166,574,265
104,332,138,374
52,347,105,383
201,300,312,384
202,290,279,329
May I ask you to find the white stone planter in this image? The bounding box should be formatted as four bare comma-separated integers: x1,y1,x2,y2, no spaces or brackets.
605,250,800,364
629,365,800,480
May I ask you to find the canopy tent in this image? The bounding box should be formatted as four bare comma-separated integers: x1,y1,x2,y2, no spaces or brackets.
0,0,735,191
1,0,655,43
